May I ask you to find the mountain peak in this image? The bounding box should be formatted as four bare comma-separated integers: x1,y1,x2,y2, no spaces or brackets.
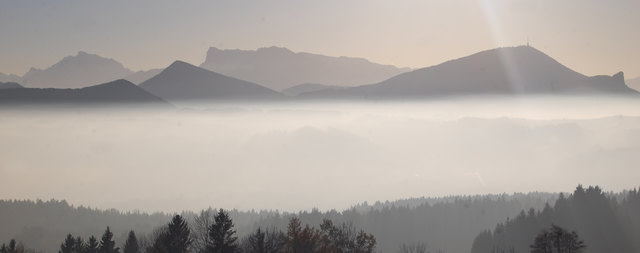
22,52,133,88
306,46,636,98
167,60,196,69
613,71,624,80
140,60,282,102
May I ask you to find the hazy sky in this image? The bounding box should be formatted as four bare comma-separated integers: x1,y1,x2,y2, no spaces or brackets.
1,0,639,77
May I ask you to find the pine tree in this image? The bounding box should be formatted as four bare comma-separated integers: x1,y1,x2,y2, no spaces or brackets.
75,236,86,253
60,234,76,253
207,209,240,253
243,228,266,253
99,227,120,253
86,236,100,253
123,231,139,253
167,215,192,253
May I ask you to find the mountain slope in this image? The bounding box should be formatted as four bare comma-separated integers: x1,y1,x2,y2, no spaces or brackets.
125,68,163,84
140,60,283,102
21,51,134,88
0,79,169,106
304,46,636,99
627,76,640,92
0,82,23,89
200,46,410,90
281,83,344,96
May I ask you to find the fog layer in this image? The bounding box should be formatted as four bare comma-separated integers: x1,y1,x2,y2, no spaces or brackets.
1,97,639,212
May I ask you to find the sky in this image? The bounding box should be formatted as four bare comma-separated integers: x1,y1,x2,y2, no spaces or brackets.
0,0,639,78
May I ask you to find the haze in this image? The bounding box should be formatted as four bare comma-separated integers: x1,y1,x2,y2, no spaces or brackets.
2,97,639,213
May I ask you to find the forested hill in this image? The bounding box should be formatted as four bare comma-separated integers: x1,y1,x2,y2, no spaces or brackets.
248,193,557,253
0,200,170,251
470,185,640,253
1,193,557,253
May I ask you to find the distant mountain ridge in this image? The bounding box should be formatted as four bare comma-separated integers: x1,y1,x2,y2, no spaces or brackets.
303,46,636,99
0,79,169,106
21,51,134,88
0,72,21,83
140,61,283,102
200,46,411,91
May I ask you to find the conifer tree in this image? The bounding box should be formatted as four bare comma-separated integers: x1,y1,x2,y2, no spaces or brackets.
167,215,192,253
207,209,240,253
75,236,86,253
86,236,100,253
60,234,76,253
123,231,140,253
99,227,120,253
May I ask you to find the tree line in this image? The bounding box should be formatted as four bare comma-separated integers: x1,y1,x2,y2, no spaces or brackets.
0,193,556,253
471,185,640,253
51,209,376,253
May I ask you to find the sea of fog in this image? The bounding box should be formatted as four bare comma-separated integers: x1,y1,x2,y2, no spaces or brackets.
1,96,640,213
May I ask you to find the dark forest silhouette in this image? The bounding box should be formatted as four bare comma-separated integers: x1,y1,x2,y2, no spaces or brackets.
471,185,640,253
3,186,640,252
0,192,556,253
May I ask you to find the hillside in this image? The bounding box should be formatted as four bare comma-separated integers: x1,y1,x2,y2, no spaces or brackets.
140,60,283,102
0,79,169,106
0,82,23,89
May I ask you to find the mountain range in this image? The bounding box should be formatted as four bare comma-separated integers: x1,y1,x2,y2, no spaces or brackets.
200,46,411,90
0,79,168,106
6,47,409,90
302,46,636,99
0,46,636,106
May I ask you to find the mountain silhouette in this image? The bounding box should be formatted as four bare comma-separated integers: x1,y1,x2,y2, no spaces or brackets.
200,46,410,91
627,76,640,92
0,79,169,106
0,82,23,89
125,68,163,84
140,60,283,102
21,51,134,88
281,83,344,96
303,46,637,99
0,72,21,83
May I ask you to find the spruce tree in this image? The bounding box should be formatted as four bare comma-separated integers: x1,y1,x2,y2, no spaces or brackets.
99,227,120,253
123,231,139,253
86,236,100,253
75,236,86,253
207,209,239,253
60,234,76,253
167,215,192,253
